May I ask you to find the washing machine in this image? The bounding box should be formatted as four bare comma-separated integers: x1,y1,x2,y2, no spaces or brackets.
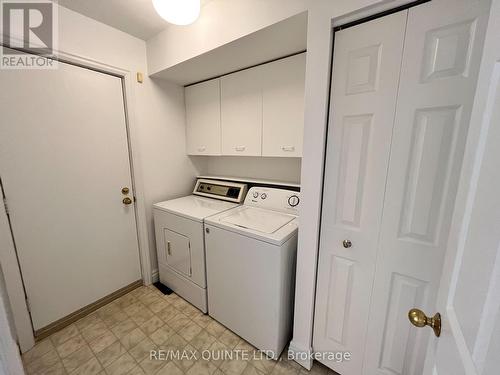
204,186,300,358
153,178,247,312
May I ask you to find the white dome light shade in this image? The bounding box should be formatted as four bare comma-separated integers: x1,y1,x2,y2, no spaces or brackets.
152,0,200,26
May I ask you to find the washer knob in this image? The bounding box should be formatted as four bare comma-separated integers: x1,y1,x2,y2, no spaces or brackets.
253,191,259,198
261,193,267,199
288,195,300,207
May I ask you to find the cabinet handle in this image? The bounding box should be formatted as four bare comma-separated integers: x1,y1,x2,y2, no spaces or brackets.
281,146,295,152
197,146,206,152
235,146,246,152
167,242,171,256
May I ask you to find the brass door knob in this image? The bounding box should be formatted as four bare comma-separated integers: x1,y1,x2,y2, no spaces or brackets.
343,239,352,248
122,197,132,205
408,308,441,337
121,187,130,195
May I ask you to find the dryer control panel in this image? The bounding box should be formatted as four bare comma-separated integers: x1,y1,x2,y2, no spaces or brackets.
245,187,300,216
193,179,248,203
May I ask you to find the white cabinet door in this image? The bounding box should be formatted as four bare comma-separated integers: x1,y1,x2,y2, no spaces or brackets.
185,79,221,155
262,53,306,157
313,11,407,375
221,67,263,156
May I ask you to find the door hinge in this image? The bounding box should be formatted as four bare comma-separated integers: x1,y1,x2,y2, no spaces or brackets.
26,297,31,313
3,197,9,214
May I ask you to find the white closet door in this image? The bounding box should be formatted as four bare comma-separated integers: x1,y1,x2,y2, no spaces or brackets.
261,53,306,157
0,59,142,331
185,78,221,155
363,1,491,374
313,11,407,375
221,67,263,156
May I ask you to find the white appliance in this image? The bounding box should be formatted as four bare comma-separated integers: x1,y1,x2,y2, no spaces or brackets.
153,179,247,312
204,186,300,358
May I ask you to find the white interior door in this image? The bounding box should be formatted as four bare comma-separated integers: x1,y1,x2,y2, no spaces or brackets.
363,1,491,374
429,60,500,375
424,1,500,373
0,57,142,331
313,11,407,375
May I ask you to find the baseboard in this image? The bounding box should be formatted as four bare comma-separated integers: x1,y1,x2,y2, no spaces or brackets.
34,279,143,341
288,340,314,370
152,269,159,283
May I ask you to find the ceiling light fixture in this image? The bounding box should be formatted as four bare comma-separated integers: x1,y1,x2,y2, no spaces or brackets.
152,0,201,26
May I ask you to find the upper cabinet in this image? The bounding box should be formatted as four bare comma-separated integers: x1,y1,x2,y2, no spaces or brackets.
185,79,221,155
185,53,306,157
221,67,263,156
261,53,306,157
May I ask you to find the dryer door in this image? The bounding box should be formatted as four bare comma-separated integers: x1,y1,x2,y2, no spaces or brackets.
163,229,192,277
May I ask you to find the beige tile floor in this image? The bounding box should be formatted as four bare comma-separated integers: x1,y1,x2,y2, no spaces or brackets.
22,285,335,375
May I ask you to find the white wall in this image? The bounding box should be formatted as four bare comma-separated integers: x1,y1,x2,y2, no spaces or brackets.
205,157,301,184
147,0,308,74
136,78,206,273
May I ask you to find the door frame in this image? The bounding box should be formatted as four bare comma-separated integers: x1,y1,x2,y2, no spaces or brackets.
0,43,153,353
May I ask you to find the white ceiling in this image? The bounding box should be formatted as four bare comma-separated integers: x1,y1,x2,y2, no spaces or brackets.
56,0,212,40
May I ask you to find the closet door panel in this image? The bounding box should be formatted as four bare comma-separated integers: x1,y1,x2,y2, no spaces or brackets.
313,11,407,375
363,1,491,374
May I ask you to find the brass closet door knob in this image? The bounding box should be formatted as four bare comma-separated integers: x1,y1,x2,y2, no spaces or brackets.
343,239,352,248
122,197,132,205
408,308,441,337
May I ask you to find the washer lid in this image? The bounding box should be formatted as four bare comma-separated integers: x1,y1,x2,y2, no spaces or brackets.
221,207,295,234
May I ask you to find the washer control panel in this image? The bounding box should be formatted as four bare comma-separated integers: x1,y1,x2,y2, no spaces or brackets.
288,195,300,207
244,187,300,215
